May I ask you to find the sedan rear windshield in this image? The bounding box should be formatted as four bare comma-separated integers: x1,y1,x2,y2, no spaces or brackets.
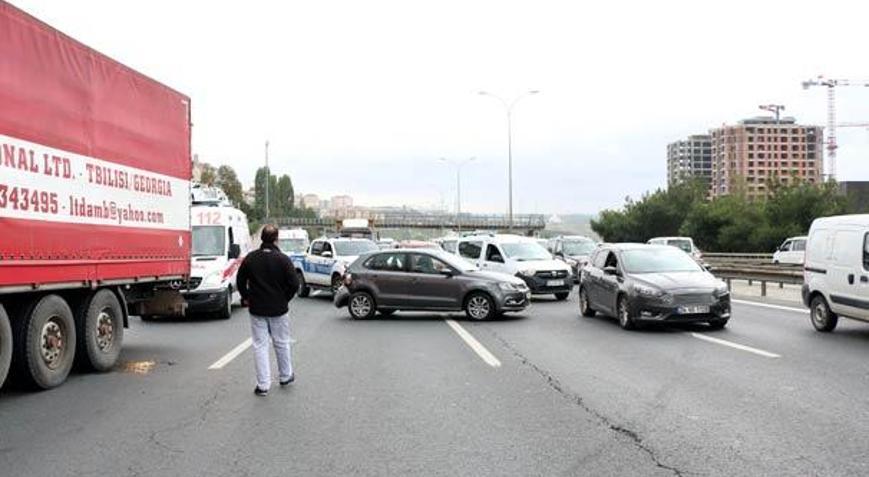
621,248,702,273
335,240,379,256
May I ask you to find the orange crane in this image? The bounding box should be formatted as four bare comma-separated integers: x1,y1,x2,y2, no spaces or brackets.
801,76,869,181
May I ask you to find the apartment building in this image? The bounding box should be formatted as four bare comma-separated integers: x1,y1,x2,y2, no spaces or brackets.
667,135,712,186
709,117,823,199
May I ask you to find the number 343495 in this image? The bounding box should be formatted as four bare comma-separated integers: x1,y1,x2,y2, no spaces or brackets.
0,184,59,214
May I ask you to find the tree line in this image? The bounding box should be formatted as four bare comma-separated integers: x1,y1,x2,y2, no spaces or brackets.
591,179,858,252
197,162,317,227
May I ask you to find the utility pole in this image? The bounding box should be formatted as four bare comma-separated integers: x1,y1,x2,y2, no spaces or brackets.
440,157,476,234
264,140,270,220
478,90,540,231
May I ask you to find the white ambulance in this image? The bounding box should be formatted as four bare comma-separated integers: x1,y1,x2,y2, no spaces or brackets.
185,185,252,319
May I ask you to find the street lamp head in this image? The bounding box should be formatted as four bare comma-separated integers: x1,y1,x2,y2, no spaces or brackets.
477,90,489,96
528,90,540,95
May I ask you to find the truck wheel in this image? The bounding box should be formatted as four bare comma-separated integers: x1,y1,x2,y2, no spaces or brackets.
810,295,838,332
298,272,310,298
0,304,12,389
76,290,124,372
12,295,76,390
331,274,343,295
216,287,233,320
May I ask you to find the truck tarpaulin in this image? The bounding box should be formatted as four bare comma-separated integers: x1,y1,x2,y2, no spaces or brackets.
0,1,191,288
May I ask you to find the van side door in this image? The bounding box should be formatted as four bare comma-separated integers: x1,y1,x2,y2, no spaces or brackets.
482,243,508,274
827,229,869,319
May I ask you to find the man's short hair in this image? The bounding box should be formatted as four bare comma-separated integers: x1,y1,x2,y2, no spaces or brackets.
261,225,279,244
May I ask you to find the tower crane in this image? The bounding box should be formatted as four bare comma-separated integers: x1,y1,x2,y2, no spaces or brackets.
801,76,869,181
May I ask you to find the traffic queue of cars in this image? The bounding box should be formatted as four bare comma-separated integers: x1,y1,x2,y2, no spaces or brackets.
280,213,869,337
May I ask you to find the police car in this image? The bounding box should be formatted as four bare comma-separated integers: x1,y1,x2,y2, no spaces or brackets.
296,237,379,297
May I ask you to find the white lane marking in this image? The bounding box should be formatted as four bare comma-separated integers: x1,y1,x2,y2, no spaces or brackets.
732,299,808,314
208,338,253,370
445,320,501,368
691,333,781,359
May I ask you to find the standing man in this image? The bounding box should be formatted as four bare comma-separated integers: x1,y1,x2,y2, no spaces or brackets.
237,224,300,396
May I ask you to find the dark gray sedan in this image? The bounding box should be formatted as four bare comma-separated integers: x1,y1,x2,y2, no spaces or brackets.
578,244,731,330
334,249,530,320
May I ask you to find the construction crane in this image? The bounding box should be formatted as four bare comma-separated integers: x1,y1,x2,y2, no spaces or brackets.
801,76,869,181
759,104,785,123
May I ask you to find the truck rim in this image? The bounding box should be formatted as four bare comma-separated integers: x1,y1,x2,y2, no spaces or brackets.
95,308,114,352
41,317,67,370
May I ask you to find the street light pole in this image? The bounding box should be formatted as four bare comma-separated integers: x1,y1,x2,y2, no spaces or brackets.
264,140,270,220
440,157,476,234
478,90,539,231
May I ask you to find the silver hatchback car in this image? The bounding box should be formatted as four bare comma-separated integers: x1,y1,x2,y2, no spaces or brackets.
335,249,530,320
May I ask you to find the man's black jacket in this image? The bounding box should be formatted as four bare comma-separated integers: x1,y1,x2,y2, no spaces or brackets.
236,243,299,317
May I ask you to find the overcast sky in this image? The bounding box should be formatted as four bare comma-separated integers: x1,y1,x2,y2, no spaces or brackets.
12,0,869,214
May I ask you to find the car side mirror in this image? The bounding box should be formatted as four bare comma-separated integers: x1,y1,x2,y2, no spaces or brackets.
322,251,333,258
555,252,564,259
440,269,455,278
603,266,618,276
228,243,241,259
490,254,504,263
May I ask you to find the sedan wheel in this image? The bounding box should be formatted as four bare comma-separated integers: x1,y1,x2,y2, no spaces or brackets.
349,292,376,320
810,295,838,332
579,287,595,317
465,293,495,321
617,296,636,330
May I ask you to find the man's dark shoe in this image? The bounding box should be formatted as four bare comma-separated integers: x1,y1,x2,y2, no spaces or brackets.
254,386,269,396
280,374,295,386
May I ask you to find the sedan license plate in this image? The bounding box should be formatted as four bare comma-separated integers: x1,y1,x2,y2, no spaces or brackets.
678,305,710,315
547,279,565,287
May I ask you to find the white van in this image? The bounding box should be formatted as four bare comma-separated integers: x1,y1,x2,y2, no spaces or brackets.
185,199,252,319
772,236,807,265
647,236,703,263
456,234,573,300
278,228,310,257
803,215,869,332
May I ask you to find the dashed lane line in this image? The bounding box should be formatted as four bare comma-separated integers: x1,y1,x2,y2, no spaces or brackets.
690,332,781,359
445,320,502,368
208,338,253,370
731,299,807,314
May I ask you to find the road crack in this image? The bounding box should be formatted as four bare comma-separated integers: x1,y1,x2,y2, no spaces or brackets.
484,328,690,477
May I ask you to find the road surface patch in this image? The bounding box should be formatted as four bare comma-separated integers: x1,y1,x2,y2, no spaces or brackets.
208,338,253,370
691,332,781,358
445,320,501,368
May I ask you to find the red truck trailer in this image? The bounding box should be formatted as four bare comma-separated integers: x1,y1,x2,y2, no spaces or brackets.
0,2,191,390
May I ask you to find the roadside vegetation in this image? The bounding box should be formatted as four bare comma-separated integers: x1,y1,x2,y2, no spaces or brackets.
591,179,855,252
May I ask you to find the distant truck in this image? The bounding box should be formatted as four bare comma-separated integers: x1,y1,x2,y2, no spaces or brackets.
0,3,192,390
295,237,379,296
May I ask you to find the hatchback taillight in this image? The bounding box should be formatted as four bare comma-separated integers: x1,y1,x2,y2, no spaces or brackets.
343,273,353,286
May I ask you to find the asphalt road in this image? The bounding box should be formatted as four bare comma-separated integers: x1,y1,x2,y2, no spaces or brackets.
2,291,869,476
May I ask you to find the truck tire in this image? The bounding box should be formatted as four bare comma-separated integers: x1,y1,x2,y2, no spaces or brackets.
0,304,12,390
12,295,76,390
298,272,310,298
76,290,124,372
